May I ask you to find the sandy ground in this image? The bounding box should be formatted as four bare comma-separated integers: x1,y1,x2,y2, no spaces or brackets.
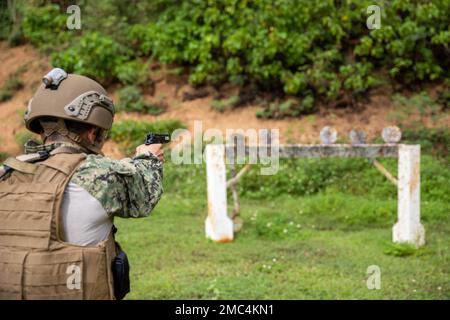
0,42,447,160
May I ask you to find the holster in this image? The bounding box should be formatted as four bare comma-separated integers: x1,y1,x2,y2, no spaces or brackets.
111,227,130,300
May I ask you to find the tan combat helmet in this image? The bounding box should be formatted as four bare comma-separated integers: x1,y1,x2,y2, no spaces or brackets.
24,68,115,154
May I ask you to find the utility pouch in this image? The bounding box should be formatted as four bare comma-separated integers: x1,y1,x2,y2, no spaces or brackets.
112,242,130,300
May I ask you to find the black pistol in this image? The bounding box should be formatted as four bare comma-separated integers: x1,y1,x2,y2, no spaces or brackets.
145,133,171,145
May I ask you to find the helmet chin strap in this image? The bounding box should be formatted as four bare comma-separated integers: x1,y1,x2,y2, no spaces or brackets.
40,119,79,141
39,118,104,155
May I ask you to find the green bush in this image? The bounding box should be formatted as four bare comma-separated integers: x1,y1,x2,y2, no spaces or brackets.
22,4,74,52
238,155,449,203
116,85,167,115
14,130,33,148
51,32,131,84
437,88,450,110
116,85,147,113
392,91,441,116
115,59,151,86
129,0,449,117
354,1,450,83
256,96,315,119
0,152,9,162
19,2,164,85
388,92,450,159
80,0,168,43
0,2,13,41
402,126,450,159
19,1,450,118
210,96,239,112
109,119,186,155
0,66,25,102
1,1,26,46
0,76,23,102
144,101,168,116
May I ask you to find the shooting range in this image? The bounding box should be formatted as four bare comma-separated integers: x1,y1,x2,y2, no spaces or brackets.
0,0,448,302
205,127,425,247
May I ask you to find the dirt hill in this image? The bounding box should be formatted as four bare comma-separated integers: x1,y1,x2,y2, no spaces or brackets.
0,42,445,159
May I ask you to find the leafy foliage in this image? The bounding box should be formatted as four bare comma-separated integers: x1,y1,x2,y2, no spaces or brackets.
437,88,450,110
0,0,26,47
0,65,26,102
354,1,450,83
256,96,315,119
51,32,131,85
15,1,450,118
115,60,151,86
22,4,75,52
116,85,167,115
238,155,450,206
389,91,450,159
402,127,450,159
0,76,23,102
0,1,13,41
0,152,9,162
14,130,33,148
116,86,147,113
130,0,449,116
210,96,239,112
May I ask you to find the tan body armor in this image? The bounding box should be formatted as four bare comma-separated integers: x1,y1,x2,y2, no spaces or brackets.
0,152,117,300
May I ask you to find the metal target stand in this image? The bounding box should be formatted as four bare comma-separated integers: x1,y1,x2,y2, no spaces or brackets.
205,127,424,247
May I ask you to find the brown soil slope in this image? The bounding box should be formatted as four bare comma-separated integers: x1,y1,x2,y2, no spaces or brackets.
0,42,444,159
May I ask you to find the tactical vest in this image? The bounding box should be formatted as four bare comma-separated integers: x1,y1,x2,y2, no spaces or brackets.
0,152,117,300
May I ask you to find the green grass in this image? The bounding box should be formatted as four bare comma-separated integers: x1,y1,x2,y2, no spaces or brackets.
114,156,450,299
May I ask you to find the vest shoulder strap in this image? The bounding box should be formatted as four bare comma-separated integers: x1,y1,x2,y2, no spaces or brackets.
0,152,50,177
3,157,38,174
38,153,86,176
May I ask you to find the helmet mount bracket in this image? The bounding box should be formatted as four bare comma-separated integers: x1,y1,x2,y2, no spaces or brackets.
42,68,68,89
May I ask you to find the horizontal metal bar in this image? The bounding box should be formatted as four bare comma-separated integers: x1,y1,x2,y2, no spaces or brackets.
224,144,402,158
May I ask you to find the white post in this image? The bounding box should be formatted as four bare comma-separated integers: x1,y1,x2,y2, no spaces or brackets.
205,144,234,242
393,145,425,247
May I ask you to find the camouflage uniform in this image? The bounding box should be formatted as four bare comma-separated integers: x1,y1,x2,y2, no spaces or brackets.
0,69,160,299
21,142,164,218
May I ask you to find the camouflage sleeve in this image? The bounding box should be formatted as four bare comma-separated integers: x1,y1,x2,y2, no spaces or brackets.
70,152,163,218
